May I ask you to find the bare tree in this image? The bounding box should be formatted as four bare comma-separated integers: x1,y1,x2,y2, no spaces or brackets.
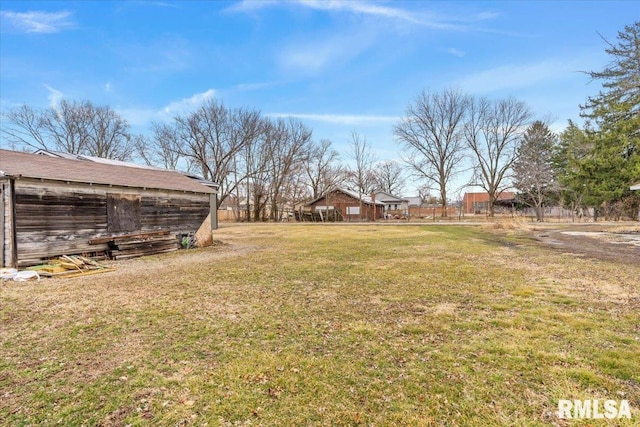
85,103,133,160
1,104,49,150
284,165,314,214
265,117,313,220
173,99,262,206
373,160,406,195
344,131,378,221
136,122,183,170
2,100,133,160
394,88,469,217
417,184,437,205
304,139,343,199
242,118,273,221
346,131,378,195
465,96,533,216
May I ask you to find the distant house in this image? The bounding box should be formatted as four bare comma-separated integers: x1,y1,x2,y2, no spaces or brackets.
405,197,422,207
462,191,516,214
0,149,218,267
374,191,408,217
306,188,384,222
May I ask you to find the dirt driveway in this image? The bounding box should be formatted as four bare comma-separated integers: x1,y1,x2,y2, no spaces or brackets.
532,223,640,265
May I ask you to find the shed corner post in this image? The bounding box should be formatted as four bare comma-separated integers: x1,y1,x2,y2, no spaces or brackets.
0,181,5,267
210,193,218,230
7,178,18,268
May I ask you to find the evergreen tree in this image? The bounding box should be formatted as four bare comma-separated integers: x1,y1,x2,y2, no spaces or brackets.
581,22,640,129
564,22,640,219
513,121,557,221
554,121,593,217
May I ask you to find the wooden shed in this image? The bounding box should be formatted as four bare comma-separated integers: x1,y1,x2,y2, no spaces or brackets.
306,188,384,222
0,149,218,267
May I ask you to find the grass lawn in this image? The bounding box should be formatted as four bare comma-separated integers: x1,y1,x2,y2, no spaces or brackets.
1,224,638,426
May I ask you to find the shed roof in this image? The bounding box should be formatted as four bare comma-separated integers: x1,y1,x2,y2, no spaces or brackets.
0,149,216,194
34,149,163,170
374,191,406,203
631,183,640,191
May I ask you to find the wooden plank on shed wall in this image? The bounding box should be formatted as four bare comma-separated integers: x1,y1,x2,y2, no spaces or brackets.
10,179,17,268
107,193,142,233
140,193,210,233
88,230,171,244
14,180,109,266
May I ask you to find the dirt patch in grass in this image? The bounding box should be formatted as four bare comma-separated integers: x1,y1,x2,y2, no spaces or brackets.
531,224,640,265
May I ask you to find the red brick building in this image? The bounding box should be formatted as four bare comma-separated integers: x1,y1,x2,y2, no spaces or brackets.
462,191,515,214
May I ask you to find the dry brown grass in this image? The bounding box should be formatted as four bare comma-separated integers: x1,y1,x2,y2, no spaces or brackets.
1,224,638,426
481,216,535,231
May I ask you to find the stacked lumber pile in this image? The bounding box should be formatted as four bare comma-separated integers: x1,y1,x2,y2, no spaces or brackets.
35,255,114,278
89,230,179,260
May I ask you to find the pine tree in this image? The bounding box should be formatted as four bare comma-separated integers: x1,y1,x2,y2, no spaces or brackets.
569,22,640,219
581,22,640,129
513,121,557,221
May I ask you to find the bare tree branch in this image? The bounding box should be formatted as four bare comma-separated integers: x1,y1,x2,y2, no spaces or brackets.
346,131,377,195
394,88,469,216
304,139,343,200
465,96,533,216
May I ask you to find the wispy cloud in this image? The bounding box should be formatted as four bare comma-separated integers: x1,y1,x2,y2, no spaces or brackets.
228,0,491,31
474,11,500,21
233,81,278,92
225,0,284,13
119,37,193,74
116,107,159,128
43,84,64,107
457,59,582,94
229,0,420,21
162,89,216,116
131,1,180,7
0,10,74,33
446,48,465,58
268,112,399,125
279,40,345,73
294,0,427,25
118,89,217,127
278,31,375,74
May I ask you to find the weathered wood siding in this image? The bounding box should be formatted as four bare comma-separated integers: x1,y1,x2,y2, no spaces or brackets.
1,179,11,267
11,178,211,267
140,194,210,232
14,182,108,266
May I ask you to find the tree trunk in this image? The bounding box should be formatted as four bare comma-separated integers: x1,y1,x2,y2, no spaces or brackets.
487,193,496,217
440,186,448,217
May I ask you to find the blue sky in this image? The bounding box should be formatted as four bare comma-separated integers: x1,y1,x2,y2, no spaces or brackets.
0,1,635,193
